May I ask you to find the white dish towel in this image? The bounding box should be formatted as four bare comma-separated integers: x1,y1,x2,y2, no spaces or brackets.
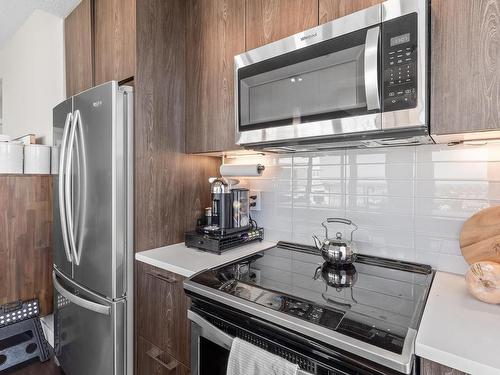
226,337,299,375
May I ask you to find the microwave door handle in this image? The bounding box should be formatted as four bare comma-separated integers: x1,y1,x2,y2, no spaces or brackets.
65,111,79,265
364,26,381,111
59,112,73,263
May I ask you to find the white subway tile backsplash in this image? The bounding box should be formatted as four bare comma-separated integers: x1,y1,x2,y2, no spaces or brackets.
415,144,500,162
347,147,415,164
232,144,500,275
347,179,414,197
293,179,344,194
416,162,500,181
293,164,344,180
414,197,492,218
346,195,413,214
415,180,500,200
346,163,414,180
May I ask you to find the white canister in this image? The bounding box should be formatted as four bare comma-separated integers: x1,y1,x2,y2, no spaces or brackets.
24,144,51,174
51,146,59,174
0,143,24,173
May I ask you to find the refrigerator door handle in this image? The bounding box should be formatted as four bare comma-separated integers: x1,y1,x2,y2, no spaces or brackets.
58,112,73,263
65,110,79,265
53,273,111,316
74,109,87,264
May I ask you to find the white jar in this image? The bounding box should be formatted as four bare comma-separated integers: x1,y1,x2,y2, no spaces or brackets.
51,146,59,174
24,144,51,174
0,143,24,173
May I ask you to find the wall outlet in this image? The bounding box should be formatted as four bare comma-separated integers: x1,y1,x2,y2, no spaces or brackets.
250,268,261,284
249,190,261,211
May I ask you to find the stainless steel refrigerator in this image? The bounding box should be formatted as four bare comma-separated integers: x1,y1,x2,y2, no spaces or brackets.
52,81,133,375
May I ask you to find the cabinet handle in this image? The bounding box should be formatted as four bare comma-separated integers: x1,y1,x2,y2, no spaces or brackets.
146,271,178,284
146,347,178,371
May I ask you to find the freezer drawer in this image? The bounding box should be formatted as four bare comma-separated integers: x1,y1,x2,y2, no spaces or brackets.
53,271,126,375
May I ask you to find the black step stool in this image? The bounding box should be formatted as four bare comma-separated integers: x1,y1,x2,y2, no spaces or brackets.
0,299,51,371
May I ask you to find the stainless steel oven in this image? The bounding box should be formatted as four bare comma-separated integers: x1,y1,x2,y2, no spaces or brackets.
235,0,430,151
188,297,412,375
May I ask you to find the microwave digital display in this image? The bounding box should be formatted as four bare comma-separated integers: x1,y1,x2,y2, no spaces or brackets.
390,33,410,47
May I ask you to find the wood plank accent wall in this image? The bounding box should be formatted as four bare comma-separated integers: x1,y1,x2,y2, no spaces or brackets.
0,176,53,316
135,0,220,253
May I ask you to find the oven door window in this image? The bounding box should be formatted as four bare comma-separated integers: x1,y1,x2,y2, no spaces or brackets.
199,337,229,375
238,27,381,131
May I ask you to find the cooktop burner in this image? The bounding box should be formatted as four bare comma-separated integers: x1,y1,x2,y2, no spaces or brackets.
185,241,434,372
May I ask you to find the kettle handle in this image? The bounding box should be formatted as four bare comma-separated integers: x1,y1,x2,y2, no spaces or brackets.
321,218,358,241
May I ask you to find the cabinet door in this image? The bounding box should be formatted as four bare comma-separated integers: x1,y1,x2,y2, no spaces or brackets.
185,0,246,153
431,0,500,136
137,336,190,375
245,0,318,50
64,0,93,97
136,262,190,367
319,0,382,23
94,0,136,84
420,358,468,375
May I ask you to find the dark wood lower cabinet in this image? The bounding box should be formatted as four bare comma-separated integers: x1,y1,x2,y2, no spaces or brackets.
136,262,191,369
137,336,190,375
420,358,468,375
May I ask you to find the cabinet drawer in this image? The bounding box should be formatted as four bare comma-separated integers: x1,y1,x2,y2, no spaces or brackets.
136,261,190,366
137,336,189,375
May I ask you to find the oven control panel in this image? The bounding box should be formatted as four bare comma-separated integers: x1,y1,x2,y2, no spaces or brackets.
382,13,418,112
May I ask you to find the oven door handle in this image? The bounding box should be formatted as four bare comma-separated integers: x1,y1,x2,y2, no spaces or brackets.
364,26,381,111
188,310,314,375
188,310,233,351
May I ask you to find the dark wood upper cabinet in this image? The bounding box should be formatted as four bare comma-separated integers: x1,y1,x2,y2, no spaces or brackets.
431,0,500,138
64,0,93,97
246,0,319,50
94,0,136,85
185,0,246,153
319,0,382,23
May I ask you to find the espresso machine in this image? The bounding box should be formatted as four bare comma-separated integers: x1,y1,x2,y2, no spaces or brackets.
184,177,264,254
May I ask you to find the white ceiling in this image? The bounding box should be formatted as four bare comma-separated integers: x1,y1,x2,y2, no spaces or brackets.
0,0,81,49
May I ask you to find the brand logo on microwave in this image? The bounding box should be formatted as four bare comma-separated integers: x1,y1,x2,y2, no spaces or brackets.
300,32,317,41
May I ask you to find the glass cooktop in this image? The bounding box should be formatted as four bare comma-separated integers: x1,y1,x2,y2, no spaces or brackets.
189,241,434,355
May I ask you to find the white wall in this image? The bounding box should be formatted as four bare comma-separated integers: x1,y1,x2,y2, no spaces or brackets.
229,143,500,275
0,10,65,145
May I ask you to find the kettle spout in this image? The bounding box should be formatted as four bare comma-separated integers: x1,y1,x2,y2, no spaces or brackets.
312,235,322,251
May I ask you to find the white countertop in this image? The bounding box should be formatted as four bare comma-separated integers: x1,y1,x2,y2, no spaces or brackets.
416,271,500,375
135,240,276,277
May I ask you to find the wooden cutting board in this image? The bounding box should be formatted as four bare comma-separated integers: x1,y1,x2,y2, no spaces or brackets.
460,206,500,265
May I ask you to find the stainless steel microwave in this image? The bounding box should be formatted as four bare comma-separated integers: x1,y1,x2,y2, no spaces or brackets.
234,0,430,151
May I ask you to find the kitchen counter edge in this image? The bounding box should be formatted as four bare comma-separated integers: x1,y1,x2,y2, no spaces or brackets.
135,240,277,278
416,271,500,375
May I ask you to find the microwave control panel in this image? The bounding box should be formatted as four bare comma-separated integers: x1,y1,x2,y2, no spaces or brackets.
382,13,418,112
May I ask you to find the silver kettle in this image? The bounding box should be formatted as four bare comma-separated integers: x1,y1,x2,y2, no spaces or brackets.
312,218,358,265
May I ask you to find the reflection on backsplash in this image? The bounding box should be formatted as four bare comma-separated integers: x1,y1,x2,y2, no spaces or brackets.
227,144,500,274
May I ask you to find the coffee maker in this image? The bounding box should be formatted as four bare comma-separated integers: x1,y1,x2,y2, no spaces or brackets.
207,178,250,234
184,177,264,253
209,178,233,231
